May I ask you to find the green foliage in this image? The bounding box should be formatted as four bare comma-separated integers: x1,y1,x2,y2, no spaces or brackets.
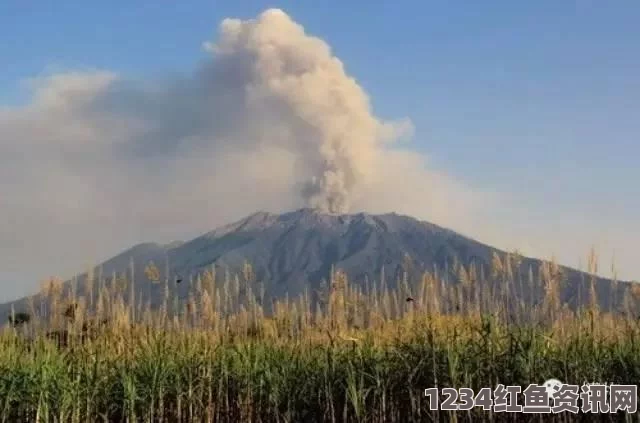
1,256,639,421
0,314,637,421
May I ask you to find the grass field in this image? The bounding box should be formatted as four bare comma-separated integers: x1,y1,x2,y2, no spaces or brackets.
2,253,640,422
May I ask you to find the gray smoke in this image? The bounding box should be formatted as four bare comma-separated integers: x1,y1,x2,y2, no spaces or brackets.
205,9,412,213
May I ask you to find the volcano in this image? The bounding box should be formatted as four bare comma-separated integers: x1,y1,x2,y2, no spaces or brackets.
0,208,633,317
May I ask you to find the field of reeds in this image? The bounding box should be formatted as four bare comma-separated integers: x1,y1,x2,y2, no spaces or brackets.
2,251,640,422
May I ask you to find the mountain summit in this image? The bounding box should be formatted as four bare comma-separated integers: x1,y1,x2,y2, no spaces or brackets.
166,208,473,299
0,208,632,317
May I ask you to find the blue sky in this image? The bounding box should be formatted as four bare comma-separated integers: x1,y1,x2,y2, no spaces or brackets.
3,1,638,198
0,1,639,299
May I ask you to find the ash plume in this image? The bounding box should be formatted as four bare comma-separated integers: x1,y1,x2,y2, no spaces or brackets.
206,9,412,213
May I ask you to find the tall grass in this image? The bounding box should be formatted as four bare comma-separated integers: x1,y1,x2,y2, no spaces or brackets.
1,252,640,421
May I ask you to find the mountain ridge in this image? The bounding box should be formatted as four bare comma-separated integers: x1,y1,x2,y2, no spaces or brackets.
0,208,634,318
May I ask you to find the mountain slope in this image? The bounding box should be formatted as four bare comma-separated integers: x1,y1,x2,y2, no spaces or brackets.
167,209,490,298
0,208,633,317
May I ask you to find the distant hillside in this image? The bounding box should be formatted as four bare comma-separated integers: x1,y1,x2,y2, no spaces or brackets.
0,208,635,318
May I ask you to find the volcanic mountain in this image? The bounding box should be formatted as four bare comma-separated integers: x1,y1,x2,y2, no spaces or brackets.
0,208,633,317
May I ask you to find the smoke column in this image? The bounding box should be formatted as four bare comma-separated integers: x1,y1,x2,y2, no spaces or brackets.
206,9,412,213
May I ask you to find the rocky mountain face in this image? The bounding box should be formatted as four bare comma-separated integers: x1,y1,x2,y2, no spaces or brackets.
0,208,633,318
